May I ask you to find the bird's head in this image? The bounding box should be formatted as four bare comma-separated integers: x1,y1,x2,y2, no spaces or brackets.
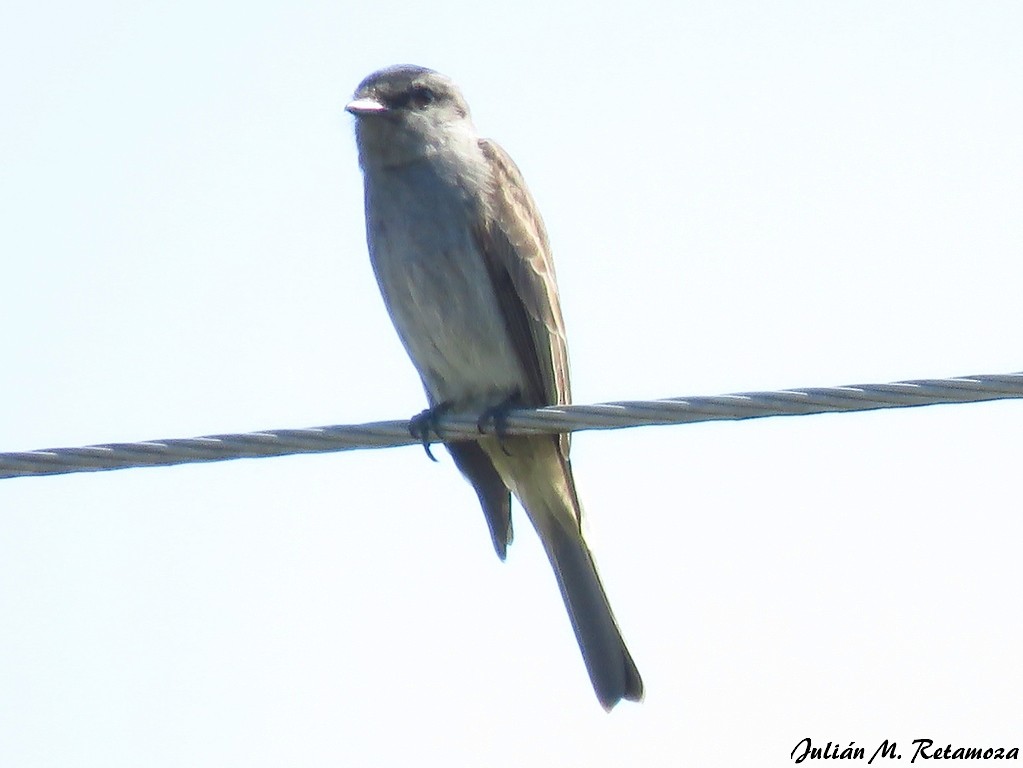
346,65,476,168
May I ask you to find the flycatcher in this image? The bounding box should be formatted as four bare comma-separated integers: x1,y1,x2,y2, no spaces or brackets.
347,65,642,709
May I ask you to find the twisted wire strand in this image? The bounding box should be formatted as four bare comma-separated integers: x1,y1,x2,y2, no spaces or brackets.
2,371,1020,480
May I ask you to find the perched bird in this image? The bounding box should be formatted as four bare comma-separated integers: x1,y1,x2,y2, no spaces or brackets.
346,64,642,709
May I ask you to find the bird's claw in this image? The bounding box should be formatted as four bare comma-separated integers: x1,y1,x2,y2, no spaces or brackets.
409,402,454,462
476,392,522,457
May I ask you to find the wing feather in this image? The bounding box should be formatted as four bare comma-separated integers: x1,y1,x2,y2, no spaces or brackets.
473,139,572,458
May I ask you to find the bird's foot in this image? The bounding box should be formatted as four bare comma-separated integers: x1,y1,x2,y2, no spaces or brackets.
409,402,454,462
476,392,523,457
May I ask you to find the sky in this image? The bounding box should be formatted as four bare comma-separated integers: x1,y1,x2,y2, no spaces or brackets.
1,1,1021,765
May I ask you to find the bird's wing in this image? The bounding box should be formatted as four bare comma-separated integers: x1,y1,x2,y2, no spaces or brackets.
473,138,572,457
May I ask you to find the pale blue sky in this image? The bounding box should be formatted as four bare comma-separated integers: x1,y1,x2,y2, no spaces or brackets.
2,1,1021,765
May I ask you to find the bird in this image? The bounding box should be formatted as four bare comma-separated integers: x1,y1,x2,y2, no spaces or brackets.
346,64,642,709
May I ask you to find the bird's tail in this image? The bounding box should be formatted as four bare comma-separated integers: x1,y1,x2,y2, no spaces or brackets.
535,506,644,710
490,435,643,710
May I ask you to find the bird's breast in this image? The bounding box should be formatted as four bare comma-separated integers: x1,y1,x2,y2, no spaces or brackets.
363,164,525,405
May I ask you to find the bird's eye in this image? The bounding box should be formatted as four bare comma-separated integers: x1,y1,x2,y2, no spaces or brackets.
408,85,436,109
387,85,437,111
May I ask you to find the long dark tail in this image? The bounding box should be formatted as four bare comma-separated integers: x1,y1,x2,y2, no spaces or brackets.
540,513,643,709
481,434,643,709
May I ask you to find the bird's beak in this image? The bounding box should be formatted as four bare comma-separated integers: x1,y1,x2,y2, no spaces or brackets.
346,97,388,116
